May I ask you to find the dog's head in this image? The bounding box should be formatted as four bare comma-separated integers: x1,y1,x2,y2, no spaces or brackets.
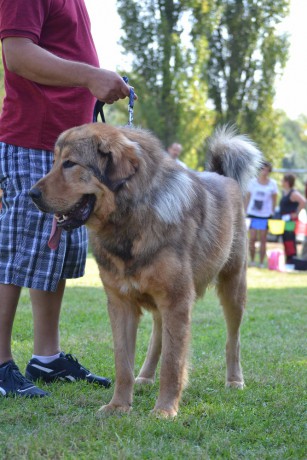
29,123,142,247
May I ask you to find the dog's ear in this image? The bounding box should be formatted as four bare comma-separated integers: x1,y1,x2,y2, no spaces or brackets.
96,134,139,191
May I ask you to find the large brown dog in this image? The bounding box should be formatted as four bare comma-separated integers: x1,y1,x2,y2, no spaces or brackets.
30,123,262,417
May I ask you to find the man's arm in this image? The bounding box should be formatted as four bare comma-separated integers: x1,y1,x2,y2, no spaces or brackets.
290,191,307,216
3,37,132,104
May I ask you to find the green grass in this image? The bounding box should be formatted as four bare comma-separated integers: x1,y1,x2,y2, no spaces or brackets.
1,255,306,459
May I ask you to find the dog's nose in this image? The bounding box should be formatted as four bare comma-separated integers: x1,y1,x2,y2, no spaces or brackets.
29,188,42,202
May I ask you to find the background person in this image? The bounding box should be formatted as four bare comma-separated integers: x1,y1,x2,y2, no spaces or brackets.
279,173,306,264
300,179,307,260
245,161,278,268
0,0,133,398
167,142,187,168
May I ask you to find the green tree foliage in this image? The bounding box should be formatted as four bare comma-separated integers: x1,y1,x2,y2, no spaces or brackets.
191,0,290,163
281,115,307,170
117,0,289,167
117,0,214,168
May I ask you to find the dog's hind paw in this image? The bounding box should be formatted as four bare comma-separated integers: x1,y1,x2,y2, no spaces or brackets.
226,380,245,389
135,376,155,385
97,403,132,415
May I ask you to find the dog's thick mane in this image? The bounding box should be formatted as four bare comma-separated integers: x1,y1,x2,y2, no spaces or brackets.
106,127,198,226
111,125,261,228
151,169,197,224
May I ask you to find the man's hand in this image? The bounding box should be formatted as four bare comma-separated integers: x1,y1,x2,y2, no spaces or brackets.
3,37,137,104
86,68,134,104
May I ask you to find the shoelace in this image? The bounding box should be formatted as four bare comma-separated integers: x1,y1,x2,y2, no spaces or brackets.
5,362,33,388
64,353,89,373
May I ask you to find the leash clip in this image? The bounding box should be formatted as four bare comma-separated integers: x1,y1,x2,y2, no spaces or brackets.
123,76,134,126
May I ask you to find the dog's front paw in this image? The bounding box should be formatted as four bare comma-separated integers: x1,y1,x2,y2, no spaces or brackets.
226,380,245,389
152,404,178,418
135,376,155,385
98,403,132,415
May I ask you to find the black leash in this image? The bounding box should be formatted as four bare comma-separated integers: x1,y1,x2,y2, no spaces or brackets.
92,100,105,123
92,76,134,125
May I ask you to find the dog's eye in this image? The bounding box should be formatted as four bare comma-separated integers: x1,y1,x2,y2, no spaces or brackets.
63,160,77,169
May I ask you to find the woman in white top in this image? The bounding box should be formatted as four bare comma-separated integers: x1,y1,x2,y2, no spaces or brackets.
245,161,278,267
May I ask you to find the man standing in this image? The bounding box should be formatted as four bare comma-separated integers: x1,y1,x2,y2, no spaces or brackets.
0,0,133,397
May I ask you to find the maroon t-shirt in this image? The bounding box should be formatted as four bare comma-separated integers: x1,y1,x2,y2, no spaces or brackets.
0,0,99,151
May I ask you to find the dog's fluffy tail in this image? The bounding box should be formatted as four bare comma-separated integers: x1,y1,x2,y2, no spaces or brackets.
206,125,263,193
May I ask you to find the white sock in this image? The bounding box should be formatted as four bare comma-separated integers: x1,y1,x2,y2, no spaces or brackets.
32,353,61,364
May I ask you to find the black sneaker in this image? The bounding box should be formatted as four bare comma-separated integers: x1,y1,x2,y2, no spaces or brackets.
0,360,48,398
25,352,111,388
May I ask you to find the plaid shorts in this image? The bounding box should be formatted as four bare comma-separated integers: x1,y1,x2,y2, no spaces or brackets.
0,143,87,292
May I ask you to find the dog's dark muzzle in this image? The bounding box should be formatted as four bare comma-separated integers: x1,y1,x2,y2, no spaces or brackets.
29,187,42,201
30,186,96,231
29,187,51,213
